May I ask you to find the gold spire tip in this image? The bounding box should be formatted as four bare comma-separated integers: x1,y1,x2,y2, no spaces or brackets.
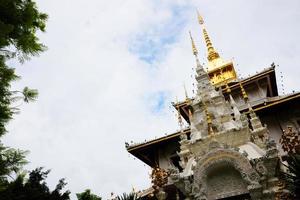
197,10,204,25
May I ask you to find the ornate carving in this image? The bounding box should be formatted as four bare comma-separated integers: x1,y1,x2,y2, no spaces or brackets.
255,161,268,176
192,148,262,199
280,126,300,154
155,188,168,200
208,140,220,150
151,167,169,193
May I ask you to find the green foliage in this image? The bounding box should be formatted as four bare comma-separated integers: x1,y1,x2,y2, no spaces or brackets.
0,0,47,136
0,143,28,188
76,189,102,200
0,57,17,137
0,167,70,200
116,192,141,200
20,86,38,103
0,0,46,182
0,0,48,61
281,154,300,198
0,0,48,196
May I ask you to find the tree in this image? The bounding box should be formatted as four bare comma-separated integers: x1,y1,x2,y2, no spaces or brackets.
0,0,47,185
76,189,102,200
0,0,47,60
0,0,47,141
282,154,300,198
0,167,70,200
116,192,142,200
0,0,47,136
0,144,28,190
280,126,300,199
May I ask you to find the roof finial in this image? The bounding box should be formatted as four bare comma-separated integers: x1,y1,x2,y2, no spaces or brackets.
197,10,204,25
189,31,198,56
194,11,237,87
189,31,202,68
196,11,220,61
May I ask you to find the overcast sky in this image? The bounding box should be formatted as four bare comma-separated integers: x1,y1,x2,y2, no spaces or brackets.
4,0,300,199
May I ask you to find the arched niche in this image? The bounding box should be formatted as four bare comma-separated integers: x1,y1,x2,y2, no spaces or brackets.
206,162,249,199
192,148,262,200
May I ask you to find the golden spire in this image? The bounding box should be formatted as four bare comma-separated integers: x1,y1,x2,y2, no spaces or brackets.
189,31,202,69
197,11,204,24
197,11,220,62
189,31,198,56
195,11,237,87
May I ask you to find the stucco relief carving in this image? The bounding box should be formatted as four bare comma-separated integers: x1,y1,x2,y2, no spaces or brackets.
255,160,268,177
169,168,193,197
192,148,262,199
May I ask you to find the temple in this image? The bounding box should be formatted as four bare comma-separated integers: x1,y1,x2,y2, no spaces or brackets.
126,13,300,200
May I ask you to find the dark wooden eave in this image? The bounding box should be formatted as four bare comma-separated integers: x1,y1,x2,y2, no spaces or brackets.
126,128,190,167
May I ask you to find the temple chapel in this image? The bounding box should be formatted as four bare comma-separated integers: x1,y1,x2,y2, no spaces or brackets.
125,12,300,200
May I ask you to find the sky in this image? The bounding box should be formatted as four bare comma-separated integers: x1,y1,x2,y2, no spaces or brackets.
3,0,300,199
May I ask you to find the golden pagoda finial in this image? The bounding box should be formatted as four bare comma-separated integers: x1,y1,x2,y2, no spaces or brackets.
197,11,220,61
197,10,204,25
195,11,237,87
189,31,198,56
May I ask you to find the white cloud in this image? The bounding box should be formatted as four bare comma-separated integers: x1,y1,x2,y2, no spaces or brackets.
4,0,300,199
